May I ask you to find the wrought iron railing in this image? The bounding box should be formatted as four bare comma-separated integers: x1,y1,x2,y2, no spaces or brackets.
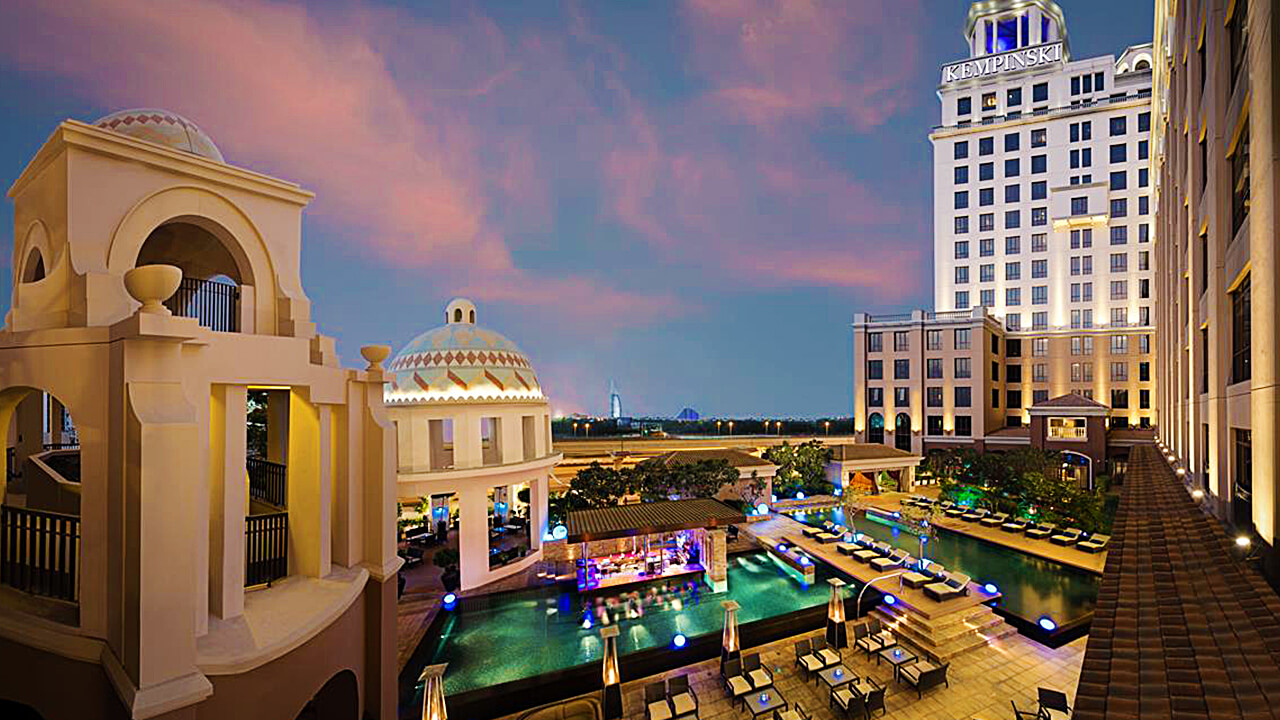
246,457,287,509
245,511,288,587
165,277,240,333
0,505,79,602
42,441,79,451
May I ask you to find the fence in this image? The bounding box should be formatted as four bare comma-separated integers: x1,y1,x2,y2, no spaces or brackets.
245,511,288,587
165,277,240,332
247,457,287,509
0,505,79,602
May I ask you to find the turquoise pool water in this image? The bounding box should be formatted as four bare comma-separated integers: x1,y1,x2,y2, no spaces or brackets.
425,551,854,695
790,507,1099,627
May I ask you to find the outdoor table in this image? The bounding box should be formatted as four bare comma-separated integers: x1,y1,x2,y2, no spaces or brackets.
817,665,855,691
747,690,787,718
878,646,918,680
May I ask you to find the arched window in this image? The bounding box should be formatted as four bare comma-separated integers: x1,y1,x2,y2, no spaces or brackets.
21,247,45,283
867,413,884,444
138,221,244,332
1134,59,1150,71
895,413,912,452
469,310,475,323
454,308,463,322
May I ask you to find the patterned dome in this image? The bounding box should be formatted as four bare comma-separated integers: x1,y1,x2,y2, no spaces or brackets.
385,299,544,404
94,109,224,162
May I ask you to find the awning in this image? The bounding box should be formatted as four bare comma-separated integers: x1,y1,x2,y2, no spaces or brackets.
566,498,745,543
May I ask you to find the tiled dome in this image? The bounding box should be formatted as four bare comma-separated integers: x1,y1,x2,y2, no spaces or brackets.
94,109,224,162
385,299,544,404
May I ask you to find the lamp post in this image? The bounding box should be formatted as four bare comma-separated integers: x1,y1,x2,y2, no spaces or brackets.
728,420,734,435
420,663,448,720
721,600,741,673
573,422,578,436
717,420,722,435
601,626,622,719
825,420,831,436
826,578,848,648
585,422,591,437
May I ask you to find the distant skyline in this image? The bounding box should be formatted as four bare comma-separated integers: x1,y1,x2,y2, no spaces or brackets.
0,0,1152,418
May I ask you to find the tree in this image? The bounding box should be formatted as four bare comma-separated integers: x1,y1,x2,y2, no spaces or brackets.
568,462,632,508
631,458,739,501
764,440,834,497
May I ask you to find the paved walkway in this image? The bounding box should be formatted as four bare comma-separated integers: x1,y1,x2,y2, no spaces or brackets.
497,628,1085,720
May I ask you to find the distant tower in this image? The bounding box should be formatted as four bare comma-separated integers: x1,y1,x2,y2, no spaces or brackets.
609,381,622,419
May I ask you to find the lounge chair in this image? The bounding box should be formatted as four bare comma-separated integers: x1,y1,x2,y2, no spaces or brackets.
775,704,811,720
853,541,890,563
938,500,955,511
1001,518,1030,533
1025,523,1055,540
961,508,989,523
667,675,698,719
979,512,1009,527
802,526,823,538
830,686,866,718
645,682,672,720
795,638,823,676
836,542,860,556
944,504,968,518
901,561,943,589
1050,527,1083,546
743,653,773,690
816,532,841,544
863,678,888,718
923,572,971,601
721,658,752,706
871,549,910,572
1078,534,1110,553
813,636,841,667
899,656,950,698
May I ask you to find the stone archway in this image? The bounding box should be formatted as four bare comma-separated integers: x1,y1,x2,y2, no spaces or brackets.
294,669,359,720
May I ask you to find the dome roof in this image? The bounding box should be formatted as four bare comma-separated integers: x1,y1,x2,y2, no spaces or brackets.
385,299,544,404
94,109,224,162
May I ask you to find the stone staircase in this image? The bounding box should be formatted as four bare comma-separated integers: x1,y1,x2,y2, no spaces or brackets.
871,600,1017,661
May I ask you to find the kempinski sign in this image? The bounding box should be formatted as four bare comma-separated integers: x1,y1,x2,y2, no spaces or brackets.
942,42,1065,84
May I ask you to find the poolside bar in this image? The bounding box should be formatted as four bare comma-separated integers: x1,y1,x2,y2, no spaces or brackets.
566,498,745,593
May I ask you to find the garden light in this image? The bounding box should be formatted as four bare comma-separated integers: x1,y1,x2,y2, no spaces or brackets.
443,593,458,611
883,594,897,606
1237,535,1252,548
552,524,568,540
1038,616,1057,631
673,633,687,648
756,502,769,515
796,491,806,500
983,583,998,594
1191,489,1205,501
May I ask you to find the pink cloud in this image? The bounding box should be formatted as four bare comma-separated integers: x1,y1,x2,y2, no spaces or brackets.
0,0,667,325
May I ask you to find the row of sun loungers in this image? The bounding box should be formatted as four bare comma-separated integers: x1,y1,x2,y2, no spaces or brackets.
940,503,1111,553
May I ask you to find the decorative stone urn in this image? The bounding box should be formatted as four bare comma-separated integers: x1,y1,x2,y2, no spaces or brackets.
124,264,183,315
360,344,391,370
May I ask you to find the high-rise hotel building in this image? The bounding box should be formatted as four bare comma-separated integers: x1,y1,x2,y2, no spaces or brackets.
1152,0,1280,571
853,0,1157,456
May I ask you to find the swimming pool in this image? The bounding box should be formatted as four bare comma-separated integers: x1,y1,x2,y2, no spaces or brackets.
421,551,858,696
789,507,1099,628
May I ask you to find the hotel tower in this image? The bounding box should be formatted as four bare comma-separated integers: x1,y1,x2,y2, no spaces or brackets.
1152,0,1280,581
853,0,1156,467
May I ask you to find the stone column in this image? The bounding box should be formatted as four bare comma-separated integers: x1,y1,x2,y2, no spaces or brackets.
208,384,247,620
704,528,727,593
457,483,491,590
529,474,546,550
287,388,331,578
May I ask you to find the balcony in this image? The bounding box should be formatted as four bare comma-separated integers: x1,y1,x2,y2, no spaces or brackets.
0,505,80,604
245,457,288,587
165,276,240,332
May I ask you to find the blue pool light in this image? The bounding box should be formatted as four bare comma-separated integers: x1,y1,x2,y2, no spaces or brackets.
796,491,806,500
756,502,769,515
552,524,568,540
771,494,778,503
892,511,900,518
983,583,998,594
920,536,929,544
1038,616,1057,632
883,594,897,606
834,487,843,496
673,633,687,648
443,593,458,610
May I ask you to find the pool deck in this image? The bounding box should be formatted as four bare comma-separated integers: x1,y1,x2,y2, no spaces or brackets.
496,626,1087,720
744,515,1015,660
847,490,1108,575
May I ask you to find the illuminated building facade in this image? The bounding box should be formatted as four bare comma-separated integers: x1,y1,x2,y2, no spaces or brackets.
1152,0,1280,568
854,0,1159,456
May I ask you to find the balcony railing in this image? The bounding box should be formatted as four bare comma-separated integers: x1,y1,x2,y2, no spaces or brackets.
247,457,286,509
245,511,288,587
165,277,240,333
0,505,79,602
